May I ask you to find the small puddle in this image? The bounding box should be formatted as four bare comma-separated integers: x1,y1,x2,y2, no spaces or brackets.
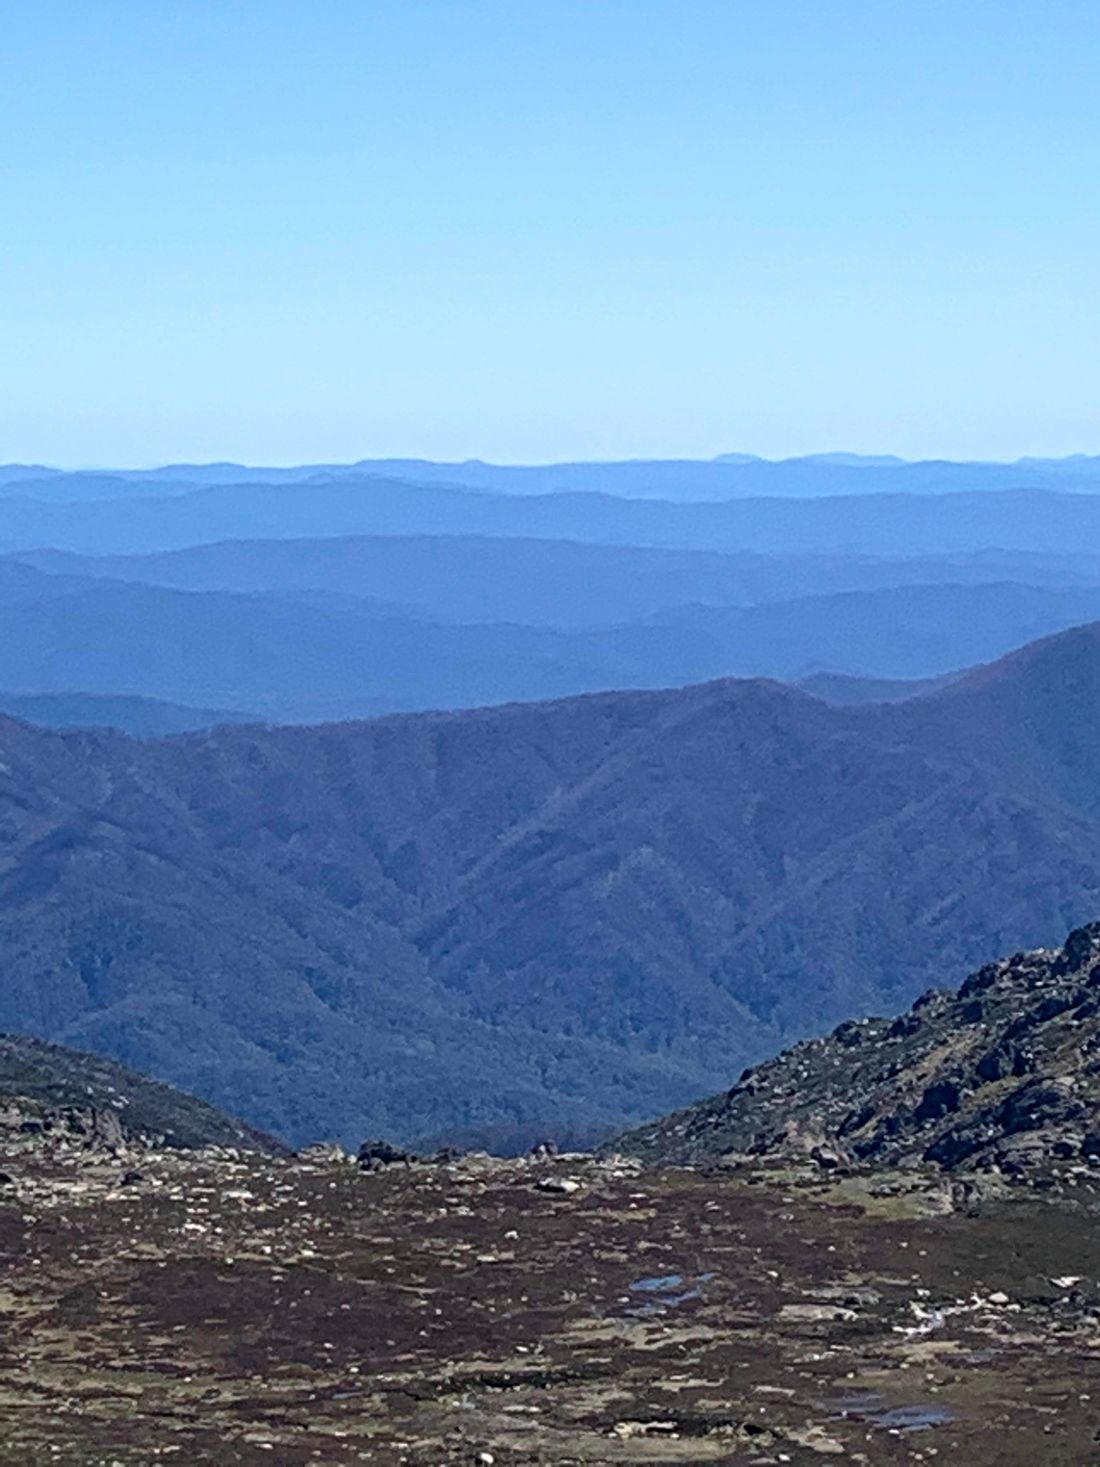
630,1274,685,1294
830,1393,953,1431
625,1272,715,1316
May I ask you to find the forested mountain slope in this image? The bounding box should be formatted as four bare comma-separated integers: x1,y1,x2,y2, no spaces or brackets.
0,622,1098,1147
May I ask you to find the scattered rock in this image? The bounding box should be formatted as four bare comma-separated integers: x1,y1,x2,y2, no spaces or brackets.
357,1138,417,1171
536,1175,581,1193
296,1141,352,1164
810,1143,848,1171
777,1302,858,1323
609,1420,677,1440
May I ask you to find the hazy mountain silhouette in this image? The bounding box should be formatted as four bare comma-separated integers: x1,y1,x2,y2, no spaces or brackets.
323,453,1100,500
1,622,1099,1147
17,537,1100,627
9,480,1100,558
7,452,1100,502
5,559,1100,718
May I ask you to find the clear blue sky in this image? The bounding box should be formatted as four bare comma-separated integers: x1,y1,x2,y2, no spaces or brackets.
3,1,1099,466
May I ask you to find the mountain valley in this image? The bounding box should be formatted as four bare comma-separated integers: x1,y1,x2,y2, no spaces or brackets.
2,620,1100,1147
14,2,1100,1452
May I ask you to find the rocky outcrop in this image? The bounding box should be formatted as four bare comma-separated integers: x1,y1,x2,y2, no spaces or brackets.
0,1032,286,1156
614,923,1100,1181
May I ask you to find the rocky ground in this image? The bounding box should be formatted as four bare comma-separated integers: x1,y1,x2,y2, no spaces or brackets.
3,1126,1100,1464
617,924,1100,1181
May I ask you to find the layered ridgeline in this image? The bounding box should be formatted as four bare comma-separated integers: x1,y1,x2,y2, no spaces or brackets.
5,553,1100,723
7,478,1100,730
0,1033,283,1154
615,924,1100,1180
9,476,1100,557
23,537,1100,625
1,619,1100,1148
7,450,1100,502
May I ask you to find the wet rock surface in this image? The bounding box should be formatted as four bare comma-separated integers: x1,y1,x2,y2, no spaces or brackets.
3,1135,1100,1463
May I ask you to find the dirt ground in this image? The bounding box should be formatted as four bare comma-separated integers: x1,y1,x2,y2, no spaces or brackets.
1,1148,1099,1464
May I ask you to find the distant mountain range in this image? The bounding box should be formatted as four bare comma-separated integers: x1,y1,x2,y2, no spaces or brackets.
3,475,1100,734
2,620,1099,1149
4,451,1100,1155
5,556,1100,721
21,536,1100,625
5,451,1100,502
11,475,1100,562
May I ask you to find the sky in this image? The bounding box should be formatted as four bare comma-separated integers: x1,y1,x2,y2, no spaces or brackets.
2,0,1099,467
